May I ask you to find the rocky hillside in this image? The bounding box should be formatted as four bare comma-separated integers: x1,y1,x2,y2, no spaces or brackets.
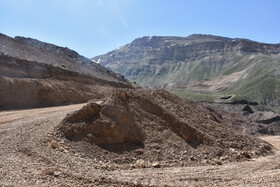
15,36,127,82
0,33,132,110
93,34,280,109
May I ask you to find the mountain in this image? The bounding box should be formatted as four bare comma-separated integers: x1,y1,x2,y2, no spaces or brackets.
0,33,132,110
2,34,128,83
92,34,280,110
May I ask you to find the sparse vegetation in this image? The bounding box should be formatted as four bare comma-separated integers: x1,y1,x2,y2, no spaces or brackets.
168,89,218,103
95,35,280,109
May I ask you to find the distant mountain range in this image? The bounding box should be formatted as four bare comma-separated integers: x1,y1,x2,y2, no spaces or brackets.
0,33,131,110
93,34,280,110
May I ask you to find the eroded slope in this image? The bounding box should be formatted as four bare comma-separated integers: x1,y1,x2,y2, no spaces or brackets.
0,33,132,110
93,34,280,109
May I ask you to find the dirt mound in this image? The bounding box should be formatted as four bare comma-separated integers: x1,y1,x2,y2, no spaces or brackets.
59,98,144,145
57,89,273,168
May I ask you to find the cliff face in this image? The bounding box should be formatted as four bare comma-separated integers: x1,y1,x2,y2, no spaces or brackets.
0,33,131,110
92,34,280,108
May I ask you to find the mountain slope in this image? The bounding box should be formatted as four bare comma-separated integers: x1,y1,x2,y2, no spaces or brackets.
92,34,280,109
0,33,127,83
15,36,127,82
0,33,132,110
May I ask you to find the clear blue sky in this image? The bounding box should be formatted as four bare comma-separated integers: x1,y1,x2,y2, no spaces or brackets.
1,0,280,58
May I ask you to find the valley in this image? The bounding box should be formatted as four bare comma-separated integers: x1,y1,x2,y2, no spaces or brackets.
1,0,280,186
1,33,280,186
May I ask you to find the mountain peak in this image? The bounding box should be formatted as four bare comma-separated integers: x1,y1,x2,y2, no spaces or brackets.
92,34,280,109
127,34,241,49
186,34,232,41
15,36,80,59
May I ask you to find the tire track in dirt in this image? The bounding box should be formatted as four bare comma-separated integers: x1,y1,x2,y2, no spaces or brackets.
0,104,85,129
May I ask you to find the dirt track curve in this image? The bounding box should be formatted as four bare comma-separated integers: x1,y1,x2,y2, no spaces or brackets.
1,103,280,186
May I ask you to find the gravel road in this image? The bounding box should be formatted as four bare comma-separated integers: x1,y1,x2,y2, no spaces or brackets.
0,104,280,186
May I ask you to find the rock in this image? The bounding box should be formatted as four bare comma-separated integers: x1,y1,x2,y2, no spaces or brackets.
53,171,61,177
229,148,236,152
251,151,258,156
190,156,197,161
154,149,161,153
211,159,222,165
50,141,59,149
219,156,228,161
215,160,222,165
202,159,208,164
237,151,251,159
134,149,144,155
242,104,254,115
152,162,160,168
120,91,127,100
241,151,251,159
262,144,273,151
135,159,145,168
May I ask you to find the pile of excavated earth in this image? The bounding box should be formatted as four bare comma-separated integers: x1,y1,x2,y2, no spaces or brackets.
57,89,273,168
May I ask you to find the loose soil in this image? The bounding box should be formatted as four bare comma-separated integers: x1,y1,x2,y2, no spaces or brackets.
57,89,272,169
1,89,279,186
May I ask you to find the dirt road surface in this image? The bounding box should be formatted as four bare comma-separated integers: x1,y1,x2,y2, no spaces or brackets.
1,104,280,186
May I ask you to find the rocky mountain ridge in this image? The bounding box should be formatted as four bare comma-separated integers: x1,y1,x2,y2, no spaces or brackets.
92,34,280,109
15,36,127,82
